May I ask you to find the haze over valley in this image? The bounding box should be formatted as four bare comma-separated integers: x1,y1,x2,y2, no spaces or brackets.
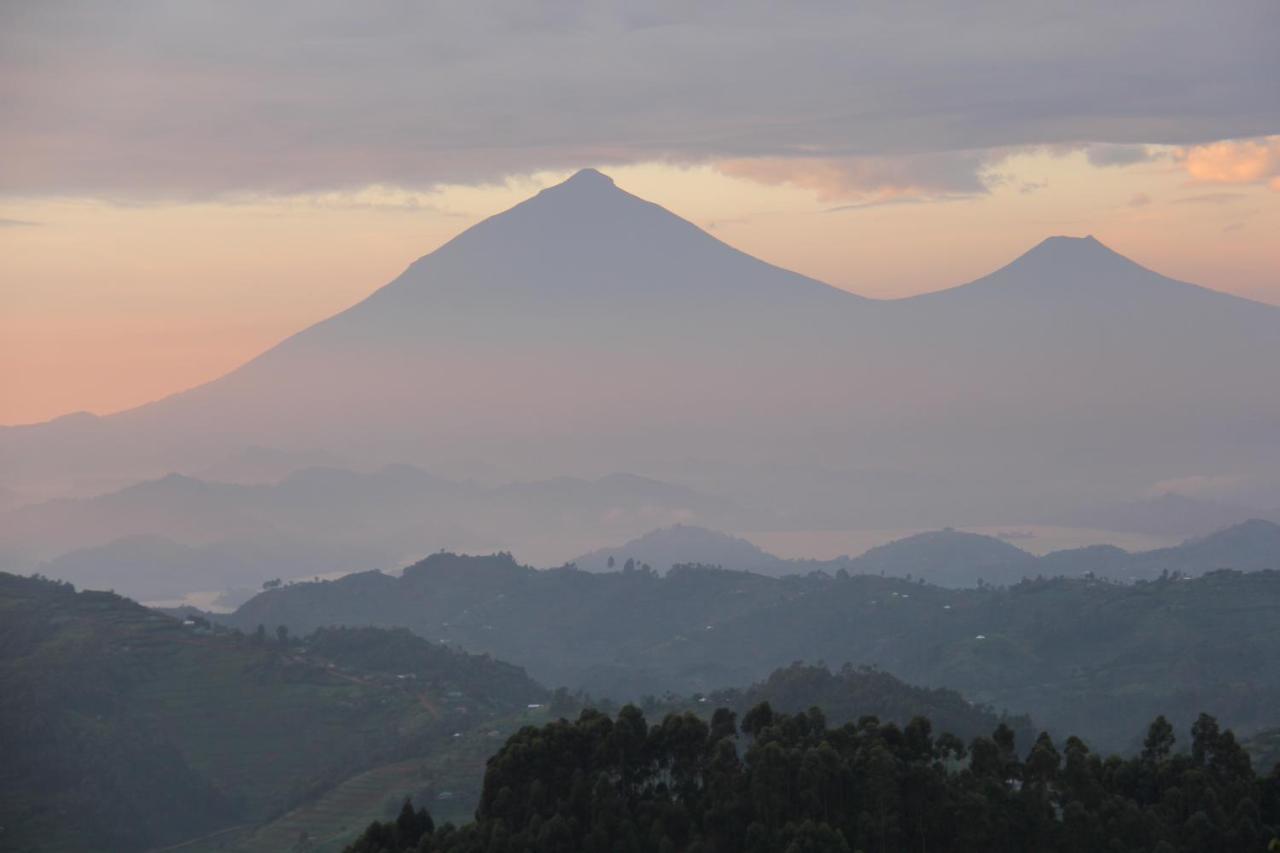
3,3,1279,851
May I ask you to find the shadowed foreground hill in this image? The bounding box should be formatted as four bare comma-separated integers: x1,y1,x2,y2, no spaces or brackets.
712,662,1034,746
226,554,1280,751
0,573,545,853
344,704,1280,853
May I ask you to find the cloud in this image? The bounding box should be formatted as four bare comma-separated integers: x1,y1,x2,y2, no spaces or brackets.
1146,474,1252,501
1128,193,1152,207
1,1,1277,199
1172,192,1249,205
1085,144,1156,167
1176,136,1280,188
717,151,1000,204
0,217,41,226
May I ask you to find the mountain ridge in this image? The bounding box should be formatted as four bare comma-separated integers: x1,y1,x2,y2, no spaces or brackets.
3,169,1279,538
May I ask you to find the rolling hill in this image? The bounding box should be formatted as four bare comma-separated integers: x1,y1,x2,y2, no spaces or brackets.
571,524,793,575
0,572,545,852
217,538,1280,751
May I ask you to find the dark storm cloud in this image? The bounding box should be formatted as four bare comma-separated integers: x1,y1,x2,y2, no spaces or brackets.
1,0,1276,198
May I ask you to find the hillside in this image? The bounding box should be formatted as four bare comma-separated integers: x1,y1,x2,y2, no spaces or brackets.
0,573,545,852
846,527,1037,586
221,550,1280,751
710,662,1034,746
571,524,793,575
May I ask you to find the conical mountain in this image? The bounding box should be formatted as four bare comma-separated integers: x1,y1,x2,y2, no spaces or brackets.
3,171,1279,529
273,168,857,349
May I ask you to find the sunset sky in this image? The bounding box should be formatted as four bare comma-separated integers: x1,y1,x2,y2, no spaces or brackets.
2,2,1277,425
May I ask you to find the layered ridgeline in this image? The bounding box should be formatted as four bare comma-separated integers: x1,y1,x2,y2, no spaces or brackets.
574,519,1280,585
2,573,1042,853
0,468,747,598
9,475,1277,601
0,572,545,853
220,551,1280,751
4,169,1280,532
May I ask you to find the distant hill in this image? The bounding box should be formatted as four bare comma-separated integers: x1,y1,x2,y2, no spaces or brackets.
712,662,1034,746
0,572,545,852
846,528,1037,587
219,547,1280,751
39,533,387,602
1056,492,1277,538
1039,518,1280,581
1133,518,1280,574
572,519,1280,587
1,465,753,596
572,524,793,575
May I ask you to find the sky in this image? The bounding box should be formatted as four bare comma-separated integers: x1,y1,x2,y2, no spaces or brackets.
2,1,1278,425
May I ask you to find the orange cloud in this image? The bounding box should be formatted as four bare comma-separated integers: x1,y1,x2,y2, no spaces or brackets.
1178,136,1280,188
716,152,995,204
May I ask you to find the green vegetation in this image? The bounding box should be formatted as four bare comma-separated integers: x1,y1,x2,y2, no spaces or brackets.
224,554,1280,750
710,663,1035,747
0,573,545,852
344,704,1280,853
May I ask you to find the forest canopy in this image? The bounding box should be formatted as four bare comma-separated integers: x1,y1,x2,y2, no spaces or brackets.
346,704,1280,853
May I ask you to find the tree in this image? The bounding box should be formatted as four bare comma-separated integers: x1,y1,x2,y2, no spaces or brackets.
1142,715,1175,763
341,707,1280,853
276,624,289,646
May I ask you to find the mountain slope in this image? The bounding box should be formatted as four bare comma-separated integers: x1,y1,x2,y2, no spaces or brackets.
3,171,1279,531
0,572,545,852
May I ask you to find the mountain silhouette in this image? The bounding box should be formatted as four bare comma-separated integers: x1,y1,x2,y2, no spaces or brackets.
3,170,1278,530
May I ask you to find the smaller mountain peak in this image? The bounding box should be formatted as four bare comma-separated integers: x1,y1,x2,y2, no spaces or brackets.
1012,234,1130,270
1034,234,1106,251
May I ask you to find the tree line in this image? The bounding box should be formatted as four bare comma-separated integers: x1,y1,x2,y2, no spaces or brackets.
345,703,1280,853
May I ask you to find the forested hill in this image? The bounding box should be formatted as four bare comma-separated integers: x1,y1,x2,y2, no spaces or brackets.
223,555,1280,751
711,662,1035,747
344,704,1280,853
0,572,546,852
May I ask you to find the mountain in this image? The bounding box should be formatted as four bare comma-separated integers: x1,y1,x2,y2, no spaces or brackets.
1,465,754,596
846,528,1037,587
1038,518,1280,580
571,519,1280,588
572,524,793,575
1131,518,1280,575
0,572,545,852
3,170,1280,532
